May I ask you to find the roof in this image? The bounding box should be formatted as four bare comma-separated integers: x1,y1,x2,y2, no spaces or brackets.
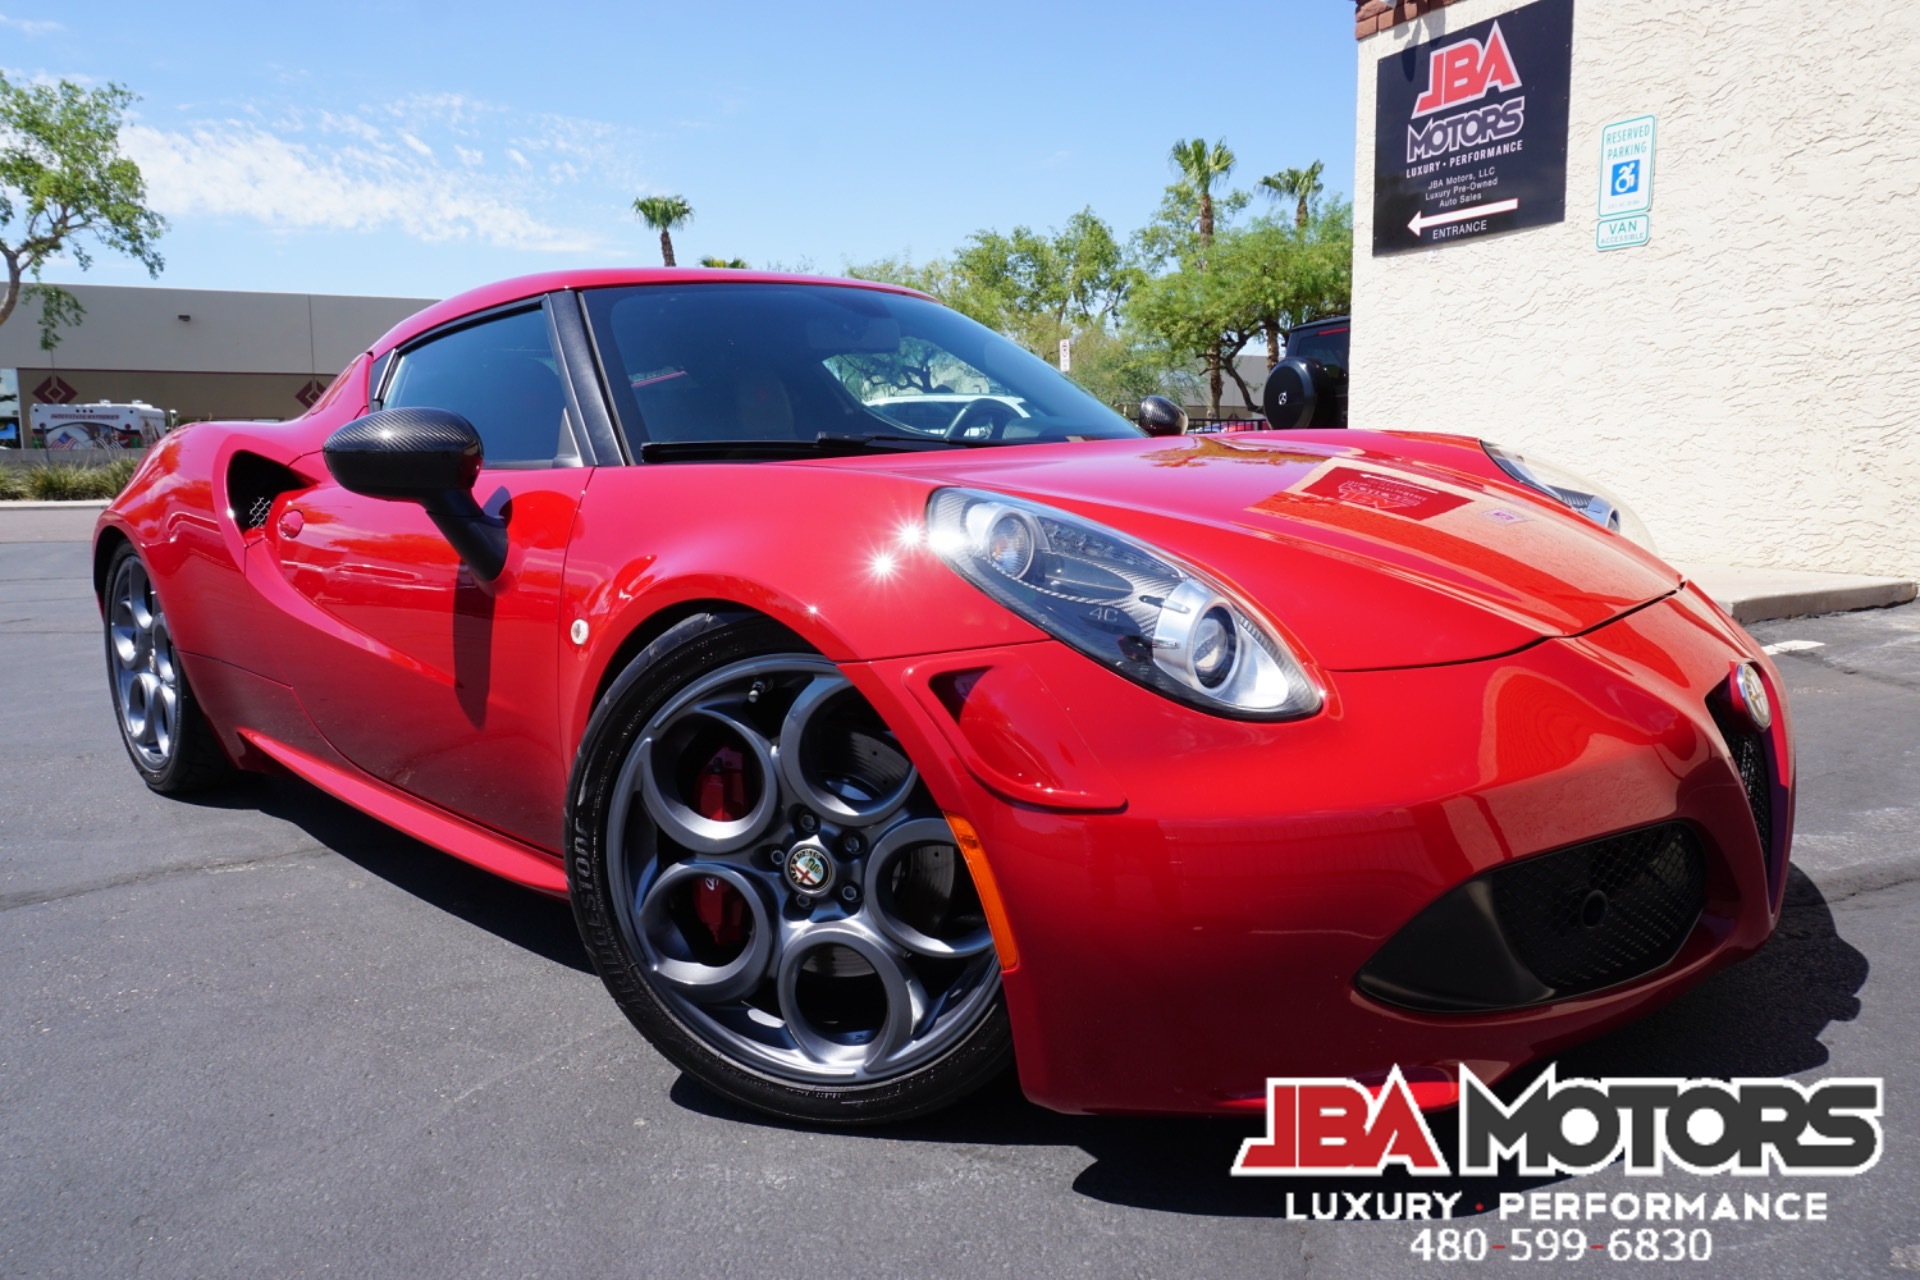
370,268,933,356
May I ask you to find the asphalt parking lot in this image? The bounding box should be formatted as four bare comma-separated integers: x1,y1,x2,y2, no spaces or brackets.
3,504,1916,1279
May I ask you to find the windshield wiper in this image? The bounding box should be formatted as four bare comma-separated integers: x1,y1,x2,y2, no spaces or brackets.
819,432,996,451
638,433,982,463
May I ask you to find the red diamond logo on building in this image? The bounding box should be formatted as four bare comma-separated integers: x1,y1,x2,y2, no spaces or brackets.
34,375,77,404
295,379,327,409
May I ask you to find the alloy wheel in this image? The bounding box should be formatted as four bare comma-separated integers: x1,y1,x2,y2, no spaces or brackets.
106,555,180,771
607,655,1000,1084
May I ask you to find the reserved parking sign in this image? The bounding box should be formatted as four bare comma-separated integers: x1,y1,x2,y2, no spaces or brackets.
1599,115,1656,217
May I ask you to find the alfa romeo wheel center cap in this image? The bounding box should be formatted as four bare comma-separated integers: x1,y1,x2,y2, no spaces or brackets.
784,841,835,894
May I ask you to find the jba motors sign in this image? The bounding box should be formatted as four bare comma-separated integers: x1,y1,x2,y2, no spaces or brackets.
1372,0,1573,255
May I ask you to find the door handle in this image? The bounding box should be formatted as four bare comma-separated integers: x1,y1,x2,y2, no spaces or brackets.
278,508,305,539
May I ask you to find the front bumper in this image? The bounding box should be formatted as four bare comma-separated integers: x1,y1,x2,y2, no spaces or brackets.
841,584,1793,1116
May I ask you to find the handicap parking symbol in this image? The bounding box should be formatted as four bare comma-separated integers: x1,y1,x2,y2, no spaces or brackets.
1611,160,1641,197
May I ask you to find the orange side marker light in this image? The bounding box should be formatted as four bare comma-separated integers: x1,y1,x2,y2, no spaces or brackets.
944,812,1019,971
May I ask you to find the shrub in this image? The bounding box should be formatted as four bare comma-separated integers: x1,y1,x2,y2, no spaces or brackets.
0,455,145,501
99,456,141,496
26,464,116,501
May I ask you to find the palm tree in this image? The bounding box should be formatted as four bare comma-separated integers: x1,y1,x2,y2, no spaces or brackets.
1254,161,1328,369
1259,160,1325,230
698,256,749,269
633,194,694,267
1168,137,1236,416
1168,137,1237,260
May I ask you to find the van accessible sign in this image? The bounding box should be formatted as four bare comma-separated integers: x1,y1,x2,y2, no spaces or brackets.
1371,0,1573,255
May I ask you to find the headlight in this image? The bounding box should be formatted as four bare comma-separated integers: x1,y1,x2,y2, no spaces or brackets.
926,488,1322,720
1481,442,1655,549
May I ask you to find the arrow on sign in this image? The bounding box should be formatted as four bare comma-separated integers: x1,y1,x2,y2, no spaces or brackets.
1408,199,1519,236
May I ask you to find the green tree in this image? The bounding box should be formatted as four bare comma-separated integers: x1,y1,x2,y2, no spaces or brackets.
632,194,693,267
948,208,1137,352
698,255,748,268
844,254,962,306
1063,326,1195,412
1158,138,1241,415
1167,138,1237,261
1254,160,1328,367
1132,199,1353,415
848,210,1141,363
1258,160,1326,231
0,75,166,350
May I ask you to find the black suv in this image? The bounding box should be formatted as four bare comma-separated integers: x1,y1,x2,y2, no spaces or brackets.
1260,316,1348,429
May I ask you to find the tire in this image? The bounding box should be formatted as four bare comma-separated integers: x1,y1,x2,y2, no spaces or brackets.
567,613,1013,1125
102,542,237,794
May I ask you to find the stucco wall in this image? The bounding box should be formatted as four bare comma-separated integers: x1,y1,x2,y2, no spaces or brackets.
0,284,434,375
1352,0,1920,577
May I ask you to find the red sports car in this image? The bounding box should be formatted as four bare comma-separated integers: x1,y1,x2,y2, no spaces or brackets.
96,269,1792,1124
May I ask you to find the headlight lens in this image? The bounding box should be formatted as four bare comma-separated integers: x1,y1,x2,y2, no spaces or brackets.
927,488,1321,720
1481,442,1655,550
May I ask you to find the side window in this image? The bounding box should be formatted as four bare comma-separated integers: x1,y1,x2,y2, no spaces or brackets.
383,306,569,466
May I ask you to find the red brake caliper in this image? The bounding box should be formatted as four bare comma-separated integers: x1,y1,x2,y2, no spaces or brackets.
692,745,749,947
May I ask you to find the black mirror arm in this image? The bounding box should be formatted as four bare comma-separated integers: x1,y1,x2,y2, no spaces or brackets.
420,490,508,583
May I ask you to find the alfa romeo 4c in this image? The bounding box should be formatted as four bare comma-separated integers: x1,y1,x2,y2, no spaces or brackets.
97,270,1792,1123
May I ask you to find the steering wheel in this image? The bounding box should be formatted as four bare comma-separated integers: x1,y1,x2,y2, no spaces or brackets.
942,397,1020,441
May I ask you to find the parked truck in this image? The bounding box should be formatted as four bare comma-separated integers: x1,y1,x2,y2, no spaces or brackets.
27,401,171,450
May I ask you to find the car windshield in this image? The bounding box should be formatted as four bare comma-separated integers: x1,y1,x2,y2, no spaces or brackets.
581,282,1142,451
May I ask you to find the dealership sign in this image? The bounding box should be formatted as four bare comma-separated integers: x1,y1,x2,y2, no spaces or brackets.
1372,0,1573,255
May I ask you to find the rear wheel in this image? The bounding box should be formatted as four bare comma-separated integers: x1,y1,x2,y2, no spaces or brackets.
102,543,235,793
568,614,1011,1125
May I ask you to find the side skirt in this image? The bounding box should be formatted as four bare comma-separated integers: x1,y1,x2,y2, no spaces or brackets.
239,729,570,897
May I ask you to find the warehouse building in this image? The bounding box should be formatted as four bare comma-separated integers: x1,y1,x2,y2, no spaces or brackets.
0,284,435,445
1348,0,1918,578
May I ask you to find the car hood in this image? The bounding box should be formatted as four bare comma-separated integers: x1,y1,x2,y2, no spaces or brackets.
848,433,1681,671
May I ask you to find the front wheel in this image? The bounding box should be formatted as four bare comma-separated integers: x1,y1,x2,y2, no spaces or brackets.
567,614,1012,1125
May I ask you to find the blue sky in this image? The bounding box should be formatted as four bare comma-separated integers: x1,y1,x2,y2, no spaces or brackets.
9,1,1360,301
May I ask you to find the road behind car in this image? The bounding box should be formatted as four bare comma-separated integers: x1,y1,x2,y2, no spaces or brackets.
3,505,1916,1279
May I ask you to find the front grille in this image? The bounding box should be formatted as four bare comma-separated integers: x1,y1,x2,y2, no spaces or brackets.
1486,823,1706,998
1356,822,1709,1013
1710,704,1779,901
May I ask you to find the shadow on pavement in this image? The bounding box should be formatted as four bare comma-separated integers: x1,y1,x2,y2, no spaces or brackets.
179,774,592,974
671,866,1868,1219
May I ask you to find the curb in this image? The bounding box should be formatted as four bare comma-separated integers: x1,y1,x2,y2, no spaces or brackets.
1715,582,1916,625
0,500,112,510
1679,564,1919,625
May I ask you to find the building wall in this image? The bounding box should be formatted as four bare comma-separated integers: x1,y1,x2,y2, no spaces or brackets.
0,284,433,426
12,368,338,425
1351,0,1920,576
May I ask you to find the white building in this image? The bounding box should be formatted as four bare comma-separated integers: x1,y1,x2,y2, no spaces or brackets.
1349,0,1919,577
0,284,434,444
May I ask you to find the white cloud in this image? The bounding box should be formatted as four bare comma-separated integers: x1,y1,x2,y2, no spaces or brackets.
1,65,97,88
0,13,63,36
112,92,652,256
122,121,603,253
317,110,383,144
